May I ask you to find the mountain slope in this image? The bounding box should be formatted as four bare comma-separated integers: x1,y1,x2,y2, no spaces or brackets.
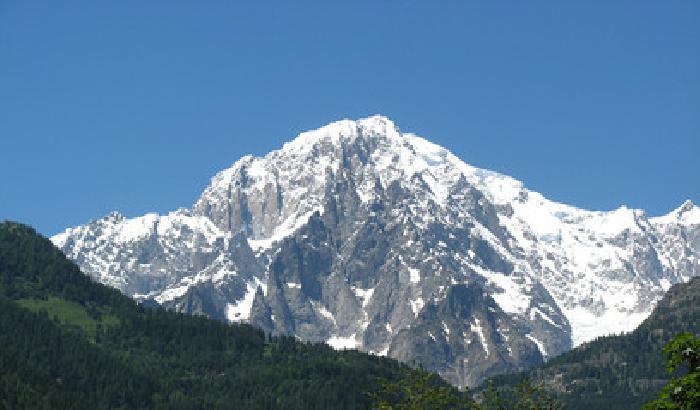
52,115,700,386
486,276,700,409
0,221,420,409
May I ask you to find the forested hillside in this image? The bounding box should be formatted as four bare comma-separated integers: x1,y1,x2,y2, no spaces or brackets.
486,276,700,409
3,220,696,409
0,221,423,409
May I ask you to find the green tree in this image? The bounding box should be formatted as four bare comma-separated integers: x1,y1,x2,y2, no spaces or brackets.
369,367,477,409
477,379,562,410
369,369,563,410
644,332,700,410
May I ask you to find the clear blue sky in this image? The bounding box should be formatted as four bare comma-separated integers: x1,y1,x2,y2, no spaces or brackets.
1,1,698,236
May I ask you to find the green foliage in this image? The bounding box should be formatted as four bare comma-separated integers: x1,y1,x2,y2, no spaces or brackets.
368,369,561,410
0,295,154,409
0,221,409,409
369,367,476,409
477,379,563,410
16,296,119,340
644,333,700,410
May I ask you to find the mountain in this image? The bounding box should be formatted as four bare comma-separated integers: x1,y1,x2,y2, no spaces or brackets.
52,115,700,387
486,276,700,409
0,221,418,409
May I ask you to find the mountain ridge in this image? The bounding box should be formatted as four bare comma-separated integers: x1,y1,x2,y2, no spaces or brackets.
52,115,700,387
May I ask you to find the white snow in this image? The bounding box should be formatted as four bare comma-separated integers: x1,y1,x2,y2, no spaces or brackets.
564,305,650,346
408,267,421,283
326,334,359,350
375,346,390,356
442,321,450,340
409,297,425,316
113,213,159,243
226,280,261,322
51,231,69,248
470,264,531,315
471,317,490,357
155,283,192,304
248,209,321,251
311,301,336,324
526,334,548,358
352,286,375,308
530,307,562,329
659,278,671,291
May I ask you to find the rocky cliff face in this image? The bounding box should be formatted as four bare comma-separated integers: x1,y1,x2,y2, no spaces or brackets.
52,115,700,387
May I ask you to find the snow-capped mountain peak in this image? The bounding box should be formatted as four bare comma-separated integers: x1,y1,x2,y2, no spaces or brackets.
52,115,699,387
283,115,402,152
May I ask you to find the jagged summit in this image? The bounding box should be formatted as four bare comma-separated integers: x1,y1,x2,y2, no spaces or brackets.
105,210,125,220
650,199,699,226
673,199,698,221
283,114,403,151
52,116,699,387
192,114,467,244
